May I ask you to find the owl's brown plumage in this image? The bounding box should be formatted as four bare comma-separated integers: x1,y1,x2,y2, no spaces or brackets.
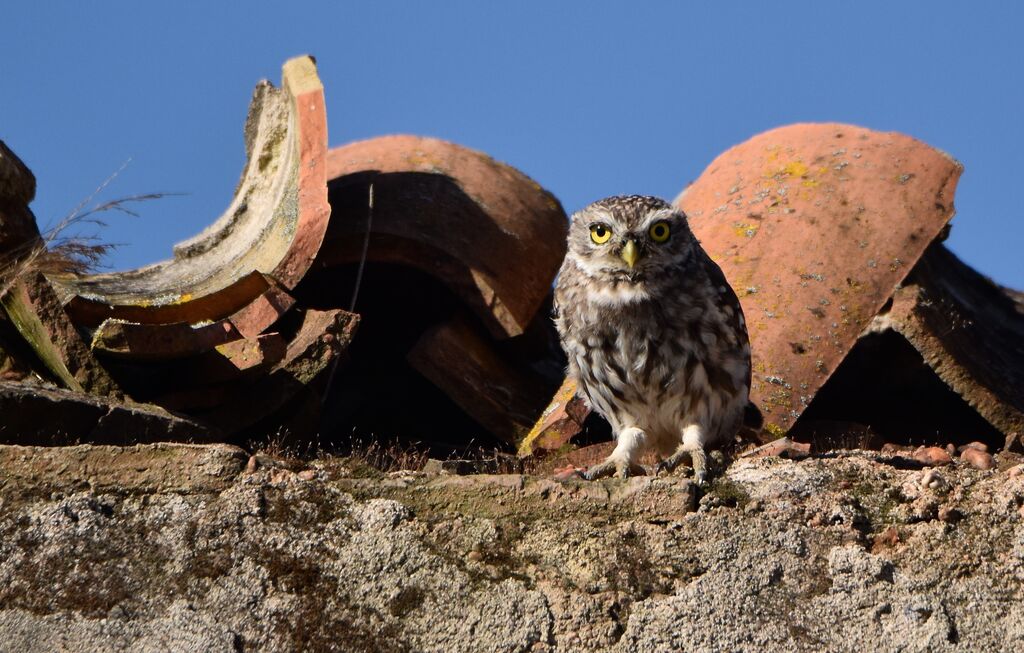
553,195,751,483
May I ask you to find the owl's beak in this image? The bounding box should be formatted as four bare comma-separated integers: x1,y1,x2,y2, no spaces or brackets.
620,239,640,268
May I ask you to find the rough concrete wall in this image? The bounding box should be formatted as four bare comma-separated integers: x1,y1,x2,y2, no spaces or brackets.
0,447,1022,652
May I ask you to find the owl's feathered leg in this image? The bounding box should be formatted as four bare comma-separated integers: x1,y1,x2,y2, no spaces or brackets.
583,426,648,480
655,424,708,485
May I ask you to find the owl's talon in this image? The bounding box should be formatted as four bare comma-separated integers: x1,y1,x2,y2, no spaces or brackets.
616,461,647,479
655,451,688,476
690,446,708,486
582,458,646,480
582,460,616,481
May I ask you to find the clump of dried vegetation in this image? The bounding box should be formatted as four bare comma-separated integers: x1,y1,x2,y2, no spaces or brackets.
0,163,170,297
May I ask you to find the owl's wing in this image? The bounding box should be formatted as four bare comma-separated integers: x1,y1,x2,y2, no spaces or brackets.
698,250,751,378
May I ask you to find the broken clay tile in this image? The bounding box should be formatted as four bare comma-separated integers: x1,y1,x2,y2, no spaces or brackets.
63,271,271,330
213,334,288,375
93,334,287,412
518,376,591,456
322,135,568,340
91,318,242,360
675,123,962,434
407,313,550,445
194,308,359,434
48,56,329,333
884,244,1024,440
271,58,331,290
81,274,290,360
227,275,296,339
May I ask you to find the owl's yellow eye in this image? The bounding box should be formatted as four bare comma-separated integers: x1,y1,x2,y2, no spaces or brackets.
590,224,612,244
649,221,671,243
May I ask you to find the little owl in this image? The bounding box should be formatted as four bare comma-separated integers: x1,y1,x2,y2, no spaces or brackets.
554,195,751,484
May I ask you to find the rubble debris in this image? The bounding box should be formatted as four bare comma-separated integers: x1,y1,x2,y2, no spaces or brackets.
1,72,567,448
0,57,362,444
3,65,1023,461
179,308,359,433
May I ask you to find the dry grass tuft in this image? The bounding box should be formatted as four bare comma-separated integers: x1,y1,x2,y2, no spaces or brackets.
0,162,173,297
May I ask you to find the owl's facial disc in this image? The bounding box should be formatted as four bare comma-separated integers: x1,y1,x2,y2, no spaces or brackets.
570,196,695,287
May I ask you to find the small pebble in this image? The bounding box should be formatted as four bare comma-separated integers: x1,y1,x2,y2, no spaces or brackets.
938,506,962,523
552,465,585,481
945,443,956,456
269,468,294,484
297,469,317,481
960,448,995,471
466,550,483,562
913,446,952,467
921,469,949,491
1008,465,1024,478
871,526,900,552
244,455,259,474
957,441,989,453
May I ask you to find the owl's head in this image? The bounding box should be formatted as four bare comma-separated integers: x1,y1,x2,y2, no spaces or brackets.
567,195,697,285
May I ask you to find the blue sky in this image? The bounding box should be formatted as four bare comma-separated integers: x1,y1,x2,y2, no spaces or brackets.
3,2,1022,288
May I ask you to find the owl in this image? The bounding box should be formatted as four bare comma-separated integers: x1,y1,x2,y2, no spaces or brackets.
553,195,751,484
